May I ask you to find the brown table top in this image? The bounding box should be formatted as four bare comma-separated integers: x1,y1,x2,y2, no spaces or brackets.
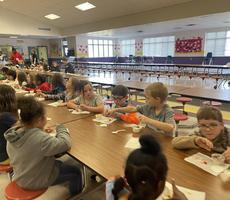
177,87,230,102
45,104,92,126
121,80,189,94
65,116,230,200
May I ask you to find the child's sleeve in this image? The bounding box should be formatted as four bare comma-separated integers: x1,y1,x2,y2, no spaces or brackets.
165,109,176,125
40,124,71,156
95,95,103,106
172,135,198,149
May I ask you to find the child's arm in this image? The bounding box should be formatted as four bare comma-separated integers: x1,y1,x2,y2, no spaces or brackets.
172,135,213,151
223,147,230,163
106,106,137,115
139,114,174,134
40,124,71,156
67,99,79,110
80,103,104,113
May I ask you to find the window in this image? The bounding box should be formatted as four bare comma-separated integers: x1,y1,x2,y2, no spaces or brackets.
205,31,230,56
121,40,135,56
88,39,113,57
143,36,175,57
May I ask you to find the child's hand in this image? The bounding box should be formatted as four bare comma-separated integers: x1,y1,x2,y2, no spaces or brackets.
104,109,113,116
80,104,89,111
138,114,150,124
170,179,188,200
223,147,230,163
194,137,213,151
44,127,54,134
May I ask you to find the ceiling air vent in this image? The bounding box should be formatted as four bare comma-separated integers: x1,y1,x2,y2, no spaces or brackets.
38,27,51,31
186,24,196,26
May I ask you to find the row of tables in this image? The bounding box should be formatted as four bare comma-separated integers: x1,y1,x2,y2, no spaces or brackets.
22,69,230,102
44,103,230,200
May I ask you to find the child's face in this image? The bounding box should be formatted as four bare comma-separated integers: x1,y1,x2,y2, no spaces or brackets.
66,78,71,90
82,84,93,99
112,95,128,107
27,75,31,83
198,119,224,140
7,75,14,81
144,92,161,107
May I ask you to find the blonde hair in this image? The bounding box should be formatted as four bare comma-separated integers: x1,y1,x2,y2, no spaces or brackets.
145,82,168,102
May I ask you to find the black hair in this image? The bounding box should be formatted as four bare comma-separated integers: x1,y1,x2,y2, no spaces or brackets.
52,73,65,89
17,71,27,86
17,96,45,124
1,67,9,75
35,73,46,85
112,134,168,200
7,69,17,80
112,85,129,97
0,85,17,115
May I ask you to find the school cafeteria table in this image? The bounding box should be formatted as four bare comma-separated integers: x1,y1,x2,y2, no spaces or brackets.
175,87,230,103
45,103,93,126
65,116,230,200
121,80,189,94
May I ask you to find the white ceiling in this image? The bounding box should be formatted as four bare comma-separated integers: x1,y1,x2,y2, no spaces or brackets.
0,0,230,38
0,0,191,29
83,12,230,38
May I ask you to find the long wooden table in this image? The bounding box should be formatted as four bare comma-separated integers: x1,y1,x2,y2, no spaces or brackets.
65,116,230,200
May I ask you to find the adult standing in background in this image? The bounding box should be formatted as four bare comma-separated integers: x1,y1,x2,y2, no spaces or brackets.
30,48,38,65
10,47,23,65
62,57,75,74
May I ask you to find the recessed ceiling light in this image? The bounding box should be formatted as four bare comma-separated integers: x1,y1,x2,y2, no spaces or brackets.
44,14,60,20
75,2,96,11
0,0,4,2
9,36,18,39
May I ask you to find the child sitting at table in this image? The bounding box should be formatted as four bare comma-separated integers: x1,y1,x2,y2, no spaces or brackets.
172,106,230,163
107,82,175,136
67,80,104,113
35,73,51,92
17,71,27,88
4,96,83,196
106,134,187,200
23,73,36,90
56,77,81,107
6,69,17,82
105,85,129,117
37,73,66,101
0,85,18,165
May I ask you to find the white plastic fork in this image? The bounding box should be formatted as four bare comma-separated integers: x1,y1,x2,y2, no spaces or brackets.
112,129,126,134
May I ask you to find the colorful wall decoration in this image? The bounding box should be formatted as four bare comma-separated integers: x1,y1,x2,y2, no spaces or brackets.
77,45,88,58
135,41,143,56
175,37,203,54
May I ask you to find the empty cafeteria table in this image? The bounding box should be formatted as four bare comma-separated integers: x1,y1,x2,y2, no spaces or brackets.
122,80,189,94
65,116,230,200
176,87,230,102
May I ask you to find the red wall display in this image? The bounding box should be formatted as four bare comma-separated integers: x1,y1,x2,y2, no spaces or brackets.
175,37,203,53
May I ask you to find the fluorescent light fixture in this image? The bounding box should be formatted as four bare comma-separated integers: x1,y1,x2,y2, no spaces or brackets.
75,2,95,11
9,36,18,39
44,14,60,20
